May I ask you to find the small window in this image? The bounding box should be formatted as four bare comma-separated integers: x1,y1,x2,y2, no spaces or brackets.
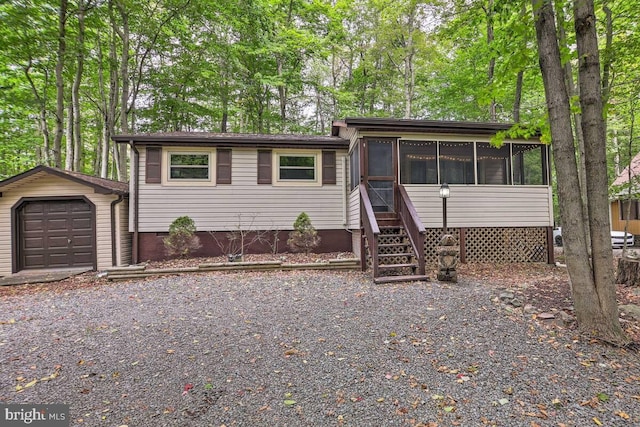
169,153,210,180
621,200,640,220
258,150,272,184
322,151,336,185
278,154,317,181
217,149,232,184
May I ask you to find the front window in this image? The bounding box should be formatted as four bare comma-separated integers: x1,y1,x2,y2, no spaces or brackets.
439,142,474,184
169,153,210,180
512,144,546,185
278,154,317,181
477,143,511,185
400,141,437,184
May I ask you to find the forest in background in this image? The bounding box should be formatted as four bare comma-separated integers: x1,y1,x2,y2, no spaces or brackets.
0,0,638,183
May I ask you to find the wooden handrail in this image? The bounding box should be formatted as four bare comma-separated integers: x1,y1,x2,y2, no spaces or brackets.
398,185,426,275
359,184,380,278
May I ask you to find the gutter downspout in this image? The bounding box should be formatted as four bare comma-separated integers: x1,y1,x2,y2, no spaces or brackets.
110,194,125,266
129,141,140,265
342,156,347,227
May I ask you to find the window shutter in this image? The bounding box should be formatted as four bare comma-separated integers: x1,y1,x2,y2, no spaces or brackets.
257,150,272,184
145,147,161,183
322,151,336,185
217,149,232,184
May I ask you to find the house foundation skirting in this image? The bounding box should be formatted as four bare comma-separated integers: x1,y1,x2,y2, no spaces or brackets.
137,229,353,262
424,226,552,266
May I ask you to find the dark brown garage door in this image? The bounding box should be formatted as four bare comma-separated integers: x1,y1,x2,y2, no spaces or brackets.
17,199,95,270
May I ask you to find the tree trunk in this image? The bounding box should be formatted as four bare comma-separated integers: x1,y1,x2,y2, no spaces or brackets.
115,0,130,181
24,63,51,165
601,2,613,106
573,0,627,344
101,1,120,179
556,2,590,244
531,0,628,345
513,70,523,123
277,56,287,130
72,0,87,172
616,258,640,286
403,2,417,119
65,103,74,170
220,78,229,133
54,0,68,168
512,3,526,123
486,0,496,121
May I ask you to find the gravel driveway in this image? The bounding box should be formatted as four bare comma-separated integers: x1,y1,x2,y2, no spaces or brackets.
1,270,639,426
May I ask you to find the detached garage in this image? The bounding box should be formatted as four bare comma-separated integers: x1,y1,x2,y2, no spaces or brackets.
0,166,130,276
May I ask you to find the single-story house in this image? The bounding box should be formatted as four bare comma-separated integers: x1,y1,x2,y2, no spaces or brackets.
0,166,130,276
611,151,640,236
113,118,554,283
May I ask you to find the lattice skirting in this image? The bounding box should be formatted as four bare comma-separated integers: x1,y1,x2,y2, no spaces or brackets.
424,227,549,266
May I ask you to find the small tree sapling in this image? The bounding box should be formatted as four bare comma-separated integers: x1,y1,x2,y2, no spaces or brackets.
287,212,320,254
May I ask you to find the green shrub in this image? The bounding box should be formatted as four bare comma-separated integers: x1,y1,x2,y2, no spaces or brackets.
287,212,320,254
163,216,202,257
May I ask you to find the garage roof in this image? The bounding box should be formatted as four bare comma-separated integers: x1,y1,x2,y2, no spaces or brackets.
0,165,129,195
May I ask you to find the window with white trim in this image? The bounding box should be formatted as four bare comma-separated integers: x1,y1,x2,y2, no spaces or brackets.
277,153,317,182
168,152,211,180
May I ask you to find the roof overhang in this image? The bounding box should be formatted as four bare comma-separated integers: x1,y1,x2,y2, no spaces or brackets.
0,165,129,195
331,117,534,137
112,132,349,150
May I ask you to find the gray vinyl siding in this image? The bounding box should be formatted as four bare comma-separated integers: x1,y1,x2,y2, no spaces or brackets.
338,127,358,150
137,147,349,232
335,183,552,231
404,185,553,228
348,187,360,229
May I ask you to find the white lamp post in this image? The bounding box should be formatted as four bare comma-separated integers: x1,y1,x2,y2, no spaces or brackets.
439,183,450,234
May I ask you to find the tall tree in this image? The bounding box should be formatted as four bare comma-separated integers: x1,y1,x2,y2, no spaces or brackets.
531,0,629,345
53,0,69,168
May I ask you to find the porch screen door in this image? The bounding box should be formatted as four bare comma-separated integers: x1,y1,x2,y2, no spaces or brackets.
364,138,397,216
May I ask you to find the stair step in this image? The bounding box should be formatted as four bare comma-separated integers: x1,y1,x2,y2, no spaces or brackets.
365,241,407,250
374,275,430,284
377,235,406,241
379,253,414,259
378,263,417,270
378,243,409,248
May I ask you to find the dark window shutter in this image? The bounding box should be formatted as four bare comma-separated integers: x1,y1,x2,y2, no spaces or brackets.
257,150,272,184
146,147,161,183
322,151,336,185
217,149,232,184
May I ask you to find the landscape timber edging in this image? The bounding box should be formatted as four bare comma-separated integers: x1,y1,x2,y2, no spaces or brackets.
104,258,360,281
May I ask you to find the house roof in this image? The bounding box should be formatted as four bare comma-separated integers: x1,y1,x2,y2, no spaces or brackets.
331,117,529,136
0,165,129,195
612,151,640,187
112,132,348,149
112,119,538,149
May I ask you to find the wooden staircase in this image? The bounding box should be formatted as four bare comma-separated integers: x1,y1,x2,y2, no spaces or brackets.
360,184,429,284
